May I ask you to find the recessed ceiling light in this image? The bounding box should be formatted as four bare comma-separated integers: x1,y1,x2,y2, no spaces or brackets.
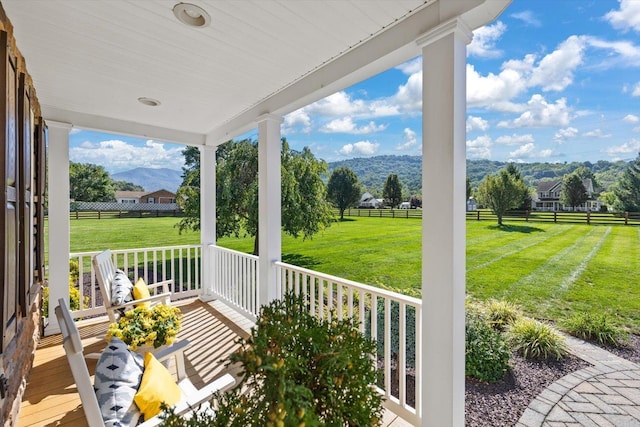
138,97,161,107
173,3,211,28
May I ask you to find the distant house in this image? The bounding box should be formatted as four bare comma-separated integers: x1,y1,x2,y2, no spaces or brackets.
532,179,600,212
466,197,477,211
115,189,176,204
358,192,383,209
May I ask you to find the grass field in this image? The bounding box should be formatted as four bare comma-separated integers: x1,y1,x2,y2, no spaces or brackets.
66,216,640,332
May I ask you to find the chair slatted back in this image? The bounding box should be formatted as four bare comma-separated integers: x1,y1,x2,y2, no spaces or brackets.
55,299,105,427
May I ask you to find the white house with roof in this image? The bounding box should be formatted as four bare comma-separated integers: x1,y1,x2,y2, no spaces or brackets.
532,178,601,212
358,192,383,208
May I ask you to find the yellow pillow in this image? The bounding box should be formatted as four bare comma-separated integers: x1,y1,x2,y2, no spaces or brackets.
134,352,182,420
133,277,151,308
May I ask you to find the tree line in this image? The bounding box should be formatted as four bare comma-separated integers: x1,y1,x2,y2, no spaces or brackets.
69,162,144,202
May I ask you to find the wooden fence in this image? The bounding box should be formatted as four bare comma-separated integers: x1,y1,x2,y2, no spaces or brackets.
337,208,640,226
69,209,183,220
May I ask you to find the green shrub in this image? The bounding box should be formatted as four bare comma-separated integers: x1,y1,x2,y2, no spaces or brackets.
562,312,628,347
41,260,88,317
484,299,522,331
465,311,510,383
161,291,384,426
507,318,567,360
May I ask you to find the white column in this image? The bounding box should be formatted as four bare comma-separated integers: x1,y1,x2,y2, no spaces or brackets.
418,18,471,427
257,114,282,306
45,120,72,336
199,144,216,301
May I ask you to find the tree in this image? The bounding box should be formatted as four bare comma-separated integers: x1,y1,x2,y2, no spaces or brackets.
476,169,529,226
561,173,588,211
69,162,115,202
466,177,472,201
409,195,422,208
382,173,403,208
612,152,640,212
176,139,333,255
112,180,144,191
327,167,361,220
505,163,531,210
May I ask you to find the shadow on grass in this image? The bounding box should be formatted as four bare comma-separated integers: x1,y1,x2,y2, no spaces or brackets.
282,253,321,269
333,217,356,222
487,224,545,233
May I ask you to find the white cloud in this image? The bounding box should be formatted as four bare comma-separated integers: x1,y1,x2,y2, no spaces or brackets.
498,95,571,128
70,139,184,173
392,71,422,113
467,64,527,108
70,128,82,135
283,109,311,134
466,116,489,132
495,134,534,145
554,127,579,143
582,129,612,138
586,37,640,68
395,128,418,151
511,11,541,27
396,57,421,75
623,114,640,123
320,117,386,134
338,140,379,156
605,139,640,156
528,35,586,91
468,21,506,59
306,91,368,117
605,0,640,33
466,135,492,159
507,143,552,160
509,143,536,158
633,83,640,97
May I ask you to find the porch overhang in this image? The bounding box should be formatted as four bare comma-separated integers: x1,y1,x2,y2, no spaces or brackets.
2,0,509,146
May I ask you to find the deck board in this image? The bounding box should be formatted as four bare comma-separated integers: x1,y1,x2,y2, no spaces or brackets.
18,299,246,427
18,298,410,426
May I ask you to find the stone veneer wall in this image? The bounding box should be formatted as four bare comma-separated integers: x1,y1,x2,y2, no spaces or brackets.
0,3,44,426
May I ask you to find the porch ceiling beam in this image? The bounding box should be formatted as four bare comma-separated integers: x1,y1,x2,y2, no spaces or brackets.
204,1,446,146
42,105,205,146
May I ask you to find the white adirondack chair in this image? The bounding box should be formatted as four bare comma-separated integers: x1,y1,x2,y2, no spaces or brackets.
55,298,236,427
93,249,172,323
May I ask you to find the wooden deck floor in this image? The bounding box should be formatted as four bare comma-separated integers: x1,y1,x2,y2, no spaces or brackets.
18,299,412,427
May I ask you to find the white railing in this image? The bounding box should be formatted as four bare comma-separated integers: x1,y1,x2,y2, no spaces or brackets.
274,261,422,425
208,245,259,321
69,244,203,319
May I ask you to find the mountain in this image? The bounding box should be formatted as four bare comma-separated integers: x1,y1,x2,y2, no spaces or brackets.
111,168,182,193
327,156,629,196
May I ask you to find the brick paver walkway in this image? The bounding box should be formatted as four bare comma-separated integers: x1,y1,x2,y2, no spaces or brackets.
517,335,640,427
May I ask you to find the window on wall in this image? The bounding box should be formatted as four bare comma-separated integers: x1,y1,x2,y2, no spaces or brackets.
148,197,155,203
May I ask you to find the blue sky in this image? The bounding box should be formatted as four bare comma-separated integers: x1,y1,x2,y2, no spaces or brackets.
70,0,640,174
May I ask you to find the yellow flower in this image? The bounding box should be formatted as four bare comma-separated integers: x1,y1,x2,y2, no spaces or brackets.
106,305,182,350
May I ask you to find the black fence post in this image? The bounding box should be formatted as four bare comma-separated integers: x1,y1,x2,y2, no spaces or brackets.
554,211,557,223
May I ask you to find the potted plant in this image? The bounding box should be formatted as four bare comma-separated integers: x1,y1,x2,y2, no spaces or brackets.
107,304,182,351
160,291,384,426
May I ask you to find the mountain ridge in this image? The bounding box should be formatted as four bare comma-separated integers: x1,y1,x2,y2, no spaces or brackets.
111,167,182,193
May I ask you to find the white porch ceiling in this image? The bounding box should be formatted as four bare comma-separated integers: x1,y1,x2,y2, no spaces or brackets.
2,0,509,146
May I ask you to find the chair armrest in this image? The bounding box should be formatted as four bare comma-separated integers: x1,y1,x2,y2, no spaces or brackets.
109,292,171,310
153,339,190,380
147,279,173,294
136,374,236,427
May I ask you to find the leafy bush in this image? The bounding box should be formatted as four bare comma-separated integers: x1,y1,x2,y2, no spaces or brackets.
484,299,522,331
562,312,628,347
42,260,88,317
507,318,567,360
465,310,510,383
160,292,384,426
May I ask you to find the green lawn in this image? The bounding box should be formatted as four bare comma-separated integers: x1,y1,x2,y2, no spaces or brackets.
66,216,640,332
